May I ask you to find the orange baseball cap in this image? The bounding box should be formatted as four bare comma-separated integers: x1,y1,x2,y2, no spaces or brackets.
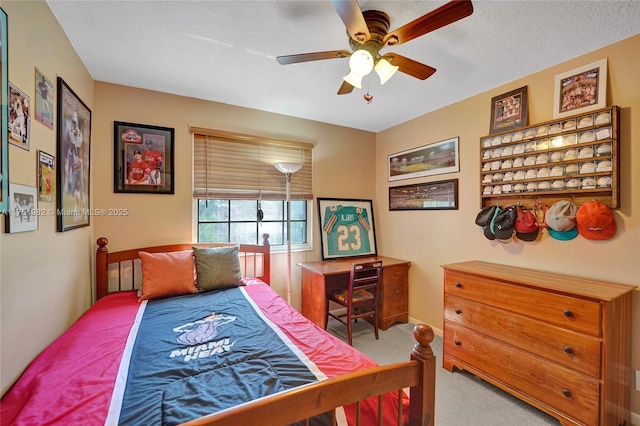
576,200,616,241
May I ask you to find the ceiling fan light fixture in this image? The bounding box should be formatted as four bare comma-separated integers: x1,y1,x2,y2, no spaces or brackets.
348,49,374,76
375,58,399,85
343,70,364,89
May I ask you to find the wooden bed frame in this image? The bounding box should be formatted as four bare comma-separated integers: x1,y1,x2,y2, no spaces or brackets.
95,237,436,426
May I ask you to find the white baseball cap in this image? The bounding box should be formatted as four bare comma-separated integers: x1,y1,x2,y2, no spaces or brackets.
492,149,502,158
536,140,549,150
597,176,612,187
596,144,612,156
513,144,525,154
483,162,491,171
492,136,503,146
515,170,526,180
502,134,512,143
525,129,535,139
501,159,513,169
563,134,577,145
538,181,550,190
580,162,596,174
483,138,493,148
579,147,594,159
492,185,502,194
483,185,492,194
596,160,612,172
537,126,548,136
482,174,492,183
550,151,563,162
537,167,550,178
536,153,548,164
578,116,594,128
526,182,537,191
513,132,524,141
551,180,565,190
564,149,577,160
595,112,610,125
493,173,504,181
549,124,562,134
501,146,514,156
550,166,564,176
566,178,580,189
483,150,492,159
524,156,536,166
491,161,501,170
525,142,536,152
596,128,611,140
513,157,524,168
502,184,512,193
503,171,514,181
581,177,596,189
525,169,537,179
514,183,525,192
565,164,579,174
563,120,576,130
579,131,595,143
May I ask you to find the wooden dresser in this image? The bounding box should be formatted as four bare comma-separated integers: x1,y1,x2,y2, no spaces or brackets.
441,261,636,426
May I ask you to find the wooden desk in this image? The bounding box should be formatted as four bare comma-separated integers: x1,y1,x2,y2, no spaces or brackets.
298,256,411,330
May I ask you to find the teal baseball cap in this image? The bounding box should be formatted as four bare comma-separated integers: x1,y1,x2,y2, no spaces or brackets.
545,200,578,241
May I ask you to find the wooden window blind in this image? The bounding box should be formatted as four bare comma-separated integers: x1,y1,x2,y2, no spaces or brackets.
191,128,313,200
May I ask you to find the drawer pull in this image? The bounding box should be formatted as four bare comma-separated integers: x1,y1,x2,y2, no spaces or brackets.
455,282,462,288
563,346,573,354
563,309,573,317
454,339,461,346
394,290,400,295
455,309,462,315
562,389,572,398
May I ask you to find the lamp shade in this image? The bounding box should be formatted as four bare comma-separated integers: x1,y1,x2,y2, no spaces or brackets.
342,70,364,89
375,58,399,85
348,49,374,76
274,162,302,174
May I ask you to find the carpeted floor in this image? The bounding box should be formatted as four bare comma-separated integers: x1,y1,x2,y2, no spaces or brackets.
326,318,560,426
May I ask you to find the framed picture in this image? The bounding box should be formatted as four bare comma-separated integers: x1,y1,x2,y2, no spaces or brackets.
317,197,377,260
56,77,92,232
489,86,528,134
5,183,38,233
388,137,459,182
8,82,31,150
389,179,458,211
0,7,8,214
38,150,55,202
35,67,54,129
114,121,174,194
553,58,607,119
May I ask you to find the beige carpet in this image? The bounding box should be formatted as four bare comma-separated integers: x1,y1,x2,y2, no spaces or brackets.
326,318,559,426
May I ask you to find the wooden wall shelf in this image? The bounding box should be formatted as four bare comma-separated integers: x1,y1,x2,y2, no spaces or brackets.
479,105,619,209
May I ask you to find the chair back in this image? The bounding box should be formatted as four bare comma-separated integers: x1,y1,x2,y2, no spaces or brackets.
348,261,382,306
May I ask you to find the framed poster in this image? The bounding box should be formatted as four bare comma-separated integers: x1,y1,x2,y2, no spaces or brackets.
553,58,607,119
56,77,92,232
489,86,528,134
35,67,54,129
317,197,377,260
0,8,8,214
5,183,38,233
113,121,174,194
388,137,459,182
389,179,458,211
38,150,55,202
8,82,30,150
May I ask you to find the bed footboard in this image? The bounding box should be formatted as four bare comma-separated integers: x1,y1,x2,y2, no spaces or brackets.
182,323,436,426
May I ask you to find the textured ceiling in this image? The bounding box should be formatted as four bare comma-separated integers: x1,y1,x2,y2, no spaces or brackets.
46,0,640,133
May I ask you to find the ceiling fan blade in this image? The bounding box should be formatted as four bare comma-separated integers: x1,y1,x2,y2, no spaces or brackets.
331,0,370,43
337,80,355,95
383,0,473,47
276,50,351,65
383,53,437,80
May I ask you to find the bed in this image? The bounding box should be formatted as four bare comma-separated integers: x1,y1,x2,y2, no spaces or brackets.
1,237,435,426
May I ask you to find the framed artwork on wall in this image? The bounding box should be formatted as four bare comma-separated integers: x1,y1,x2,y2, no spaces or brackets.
38,150,55,202
56,77,92,232
8,82,31,150
113,121,175,194
0,7,8,214
388,137,459,182
553,58,607,119
389,179,458,211
35,67,54,129
317,197,377,260
489,86,528,134
5,183,38,233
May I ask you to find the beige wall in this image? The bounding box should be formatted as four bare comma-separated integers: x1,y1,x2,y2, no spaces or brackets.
1,0,638,418
375,34,640,415
0,1,94,395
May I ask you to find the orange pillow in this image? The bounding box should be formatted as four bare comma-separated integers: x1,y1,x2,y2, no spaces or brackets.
138,250,197,301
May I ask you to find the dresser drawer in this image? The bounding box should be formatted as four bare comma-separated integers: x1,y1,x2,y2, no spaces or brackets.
444,295,601,377
444,270,601,336
383,264,407,285
444,322,599,426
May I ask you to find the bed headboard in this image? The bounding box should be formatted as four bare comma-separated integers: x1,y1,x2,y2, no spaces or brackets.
95,236,271,300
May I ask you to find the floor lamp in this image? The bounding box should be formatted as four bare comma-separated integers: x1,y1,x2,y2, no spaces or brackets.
274,161,302,305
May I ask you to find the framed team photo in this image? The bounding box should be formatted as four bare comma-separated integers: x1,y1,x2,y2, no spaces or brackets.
5,183,38,233
489,86,528,134
317,197,377,260
8,82,30,150
113,121,174,194
553,58,607,119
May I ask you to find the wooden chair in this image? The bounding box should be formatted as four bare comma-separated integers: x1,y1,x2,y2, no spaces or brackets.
326,261,382,346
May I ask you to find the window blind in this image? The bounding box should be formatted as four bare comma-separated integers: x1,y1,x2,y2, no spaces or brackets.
192,128,313,200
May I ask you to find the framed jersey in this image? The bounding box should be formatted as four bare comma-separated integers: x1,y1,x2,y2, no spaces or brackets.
317,198,377,260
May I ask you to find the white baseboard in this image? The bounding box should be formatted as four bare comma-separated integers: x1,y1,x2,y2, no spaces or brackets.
631,410,640,426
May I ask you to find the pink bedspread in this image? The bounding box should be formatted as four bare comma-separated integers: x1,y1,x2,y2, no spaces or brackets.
1,282,409,425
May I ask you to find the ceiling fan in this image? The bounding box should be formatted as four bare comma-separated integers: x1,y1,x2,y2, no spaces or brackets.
276,0,474,95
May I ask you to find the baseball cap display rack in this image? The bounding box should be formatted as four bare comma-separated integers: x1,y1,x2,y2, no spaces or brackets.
479,105,619,210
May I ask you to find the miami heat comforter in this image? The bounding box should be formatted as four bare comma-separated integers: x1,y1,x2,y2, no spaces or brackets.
1,282,408,425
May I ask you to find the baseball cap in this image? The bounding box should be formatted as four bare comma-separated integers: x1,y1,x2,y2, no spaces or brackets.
550,151,563,162
565,163,579,174
513,157,524,168
133,150,142,155
514,183,525,192
550,166,564,176
563,120,576,130
576,200,616,241
513,144,525,154
493,205,517,243
475,205,497,227
526,182,537,192
578,116,594,128
549,124,562,134
514,170,526,180
515,206,539,242
580,162,596,174
483,186,492,195
492,136,502,146
597,176,612,187
482,138,492,148
596,128,611,140
545,200,579,241
513,132,524,141
537,167,550,178
493,173,504,182
482,205,502,240
563,134,577,145
503,171,514,181
536,140,549,151
579,131,595,143
582,177,596,189
551,180,565,190
578,147,594,158
595,112,610,124
502,134,512,143
566,178,581,189
482,162,491,171
537,181,550,191
501,159,513,169
536,126,548,136
596,144,612,156
524,129,535,139
524,156,536,166
502,184,512,193
564,149,577,161
502,146,514,156
483,151,491,159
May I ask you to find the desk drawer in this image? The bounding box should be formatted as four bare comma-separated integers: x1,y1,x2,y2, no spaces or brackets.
444,322,599,426
445,294,601,377
444,270,601,336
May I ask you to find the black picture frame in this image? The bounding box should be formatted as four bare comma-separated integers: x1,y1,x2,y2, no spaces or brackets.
56,77,92,232
489,86,528,134
113,121,174,194
388,137,459,182
389,179,459,211
317,197,377,260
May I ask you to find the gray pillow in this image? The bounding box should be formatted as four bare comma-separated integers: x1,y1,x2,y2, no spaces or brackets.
193,245,243,291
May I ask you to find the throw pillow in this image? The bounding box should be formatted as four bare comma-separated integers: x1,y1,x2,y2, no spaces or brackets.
138,250,197,301
193,245,243,292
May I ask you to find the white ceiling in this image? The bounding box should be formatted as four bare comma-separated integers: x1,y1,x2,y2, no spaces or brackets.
46,0,640,133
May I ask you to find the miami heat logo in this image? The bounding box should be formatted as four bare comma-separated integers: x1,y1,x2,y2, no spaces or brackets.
173,312,236,345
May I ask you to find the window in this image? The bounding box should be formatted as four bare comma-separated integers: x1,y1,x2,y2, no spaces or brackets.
191,128,314,248
197,199,309,248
